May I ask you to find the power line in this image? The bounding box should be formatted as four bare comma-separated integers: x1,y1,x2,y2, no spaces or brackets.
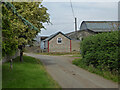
69,0,78,38
70,0,75,18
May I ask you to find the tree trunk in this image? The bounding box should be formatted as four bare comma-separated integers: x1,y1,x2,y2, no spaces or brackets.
20,48,23,62
10,59,13,70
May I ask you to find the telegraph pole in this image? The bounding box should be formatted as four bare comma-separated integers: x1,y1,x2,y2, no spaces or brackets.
75,17,78,39
75,17,77,32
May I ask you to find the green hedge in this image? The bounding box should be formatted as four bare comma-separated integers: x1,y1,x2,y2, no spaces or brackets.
80,31,119,74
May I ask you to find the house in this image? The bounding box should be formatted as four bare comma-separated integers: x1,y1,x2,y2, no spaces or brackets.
43,32,72,52
66,21,119,40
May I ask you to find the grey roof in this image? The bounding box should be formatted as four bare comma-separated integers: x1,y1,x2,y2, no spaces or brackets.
43,31,71,41
80,21,119,32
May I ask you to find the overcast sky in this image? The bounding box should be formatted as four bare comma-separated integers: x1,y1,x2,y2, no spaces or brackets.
39,1,118,36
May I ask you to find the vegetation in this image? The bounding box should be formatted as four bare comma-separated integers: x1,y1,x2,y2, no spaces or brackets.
73,31,119,82
35,52,80,56
2,4,18,57
2,2,50,62
71,54,82,57
2,56,60,88
80,31,119,74
73,58,118,82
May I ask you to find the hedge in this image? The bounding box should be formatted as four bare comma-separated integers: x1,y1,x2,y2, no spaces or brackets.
80,31,119,74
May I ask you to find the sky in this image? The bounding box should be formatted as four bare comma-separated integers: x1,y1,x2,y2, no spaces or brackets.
38,1,118,36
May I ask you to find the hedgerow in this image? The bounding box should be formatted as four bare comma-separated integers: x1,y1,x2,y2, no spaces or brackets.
80,31,119,74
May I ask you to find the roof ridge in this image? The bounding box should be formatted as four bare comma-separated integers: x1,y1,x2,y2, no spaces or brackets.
43,31,71,41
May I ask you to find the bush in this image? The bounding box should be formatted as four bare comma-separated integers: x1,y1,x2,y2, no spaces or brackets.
80,31,119,73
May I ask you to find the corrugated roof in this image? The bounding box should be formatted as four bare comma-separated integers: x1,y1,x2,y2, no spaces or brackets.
43,31,71,41
80,21,119,32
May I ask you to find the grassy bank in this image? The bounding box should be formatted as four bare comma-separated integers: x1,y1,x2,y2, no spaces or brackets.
2,56,60,88
72,58,118,82
35,52,80,56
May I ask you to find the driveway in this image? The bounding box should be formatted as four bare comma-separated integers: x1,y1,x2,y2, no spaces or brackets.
25,53,118,88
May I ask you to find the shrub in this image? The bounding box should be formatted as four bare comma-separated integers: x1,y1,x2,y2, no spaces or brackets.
80,31,119,73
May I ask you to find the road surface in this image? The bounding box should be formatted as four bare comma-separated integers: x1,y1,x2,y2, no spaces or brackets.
25,53,118,88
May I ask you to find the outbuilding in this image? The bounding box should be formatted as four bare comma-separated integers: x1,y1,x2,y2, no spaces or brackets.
66,21,119,41
43,32,72,52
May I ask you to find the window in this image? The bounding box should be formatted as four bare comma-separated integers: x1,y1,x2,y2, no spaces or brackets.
57,38,62,44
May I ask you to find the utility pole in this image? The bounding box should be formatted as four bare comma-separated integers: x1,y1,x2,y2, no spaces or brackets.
75,17,78,39
75,17,77,32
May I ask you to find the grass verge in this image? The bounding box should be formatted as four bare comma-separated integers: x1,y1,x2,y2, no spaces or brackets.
71,54,82,57
72,58,118,82
36,52,80,56
2,56,60,88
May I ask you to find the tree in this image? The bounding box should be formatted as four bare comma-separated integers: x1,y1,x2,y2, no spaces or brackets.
12,2,50,29
2,2,50,62
2,4,18,57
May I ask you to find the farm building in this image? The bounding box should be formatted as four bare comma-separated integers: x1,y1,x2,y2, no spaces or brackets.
43,32,72,52
40,36,49,49
66,21,119,40
43,32,80,52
